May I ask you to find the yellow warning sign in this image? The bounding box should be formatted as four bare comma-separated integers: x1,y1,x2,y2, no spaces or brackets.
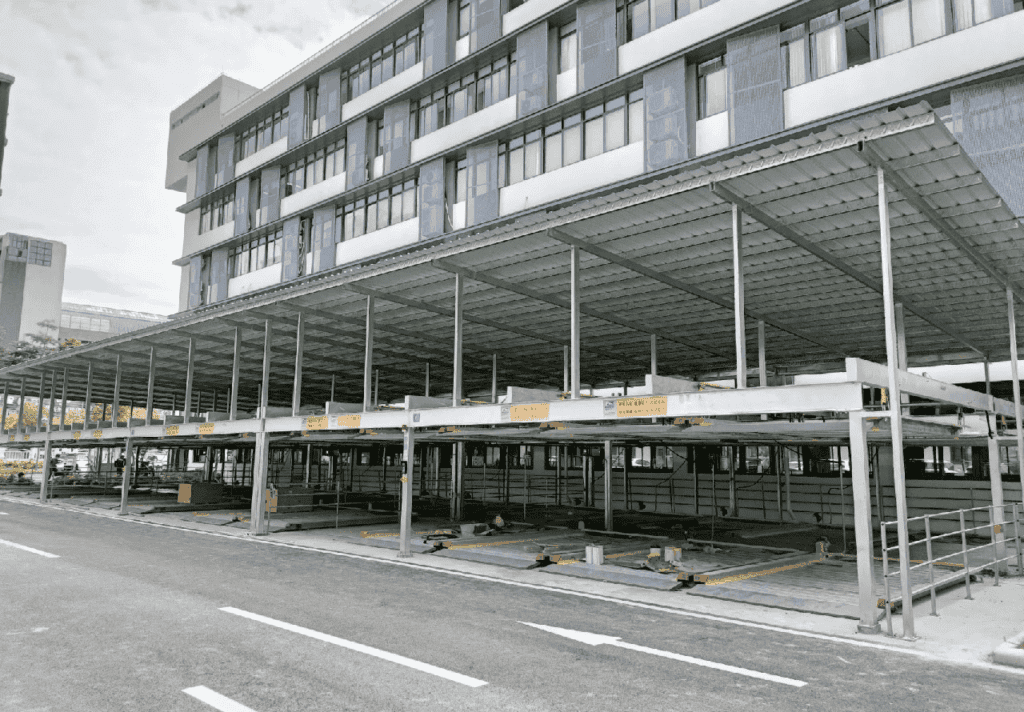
73,432,81,440
92,430,104,439
198,423,215,435
306,415,328,431
23,434,31,441
510,403,550,422
337,414,361,429
165,425,180,436
616,396,667,418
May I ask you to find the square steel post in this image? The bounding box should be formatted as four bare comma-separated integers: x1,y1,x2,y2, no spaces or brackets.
39,431,52,502
145,348,156,426
35,373,44,431
491,354,498,404
1007,287,1024,503
59,367,67,431
987,436,1007,570
424,363,430,397
183,337,195,425
16,376,25,434
119,436,134,515
0,381,8,434
563,346,569,394
650,334,658,376
363,295,375,411
604,440,614,531
732,204,747,389
47,371,55,434
111,354,122,426
450,441,464,520
757,321,767,387
229,327,241,421
83,363,93,428
570,244,581,399
849,414,881,633
292,313,304,416
453,274,463,407
250,319,273,535
399,424,415,557
877,165,915,639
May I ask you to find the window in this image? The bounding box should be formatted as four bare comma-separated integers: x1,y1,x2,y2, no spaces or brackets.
228,228,283,278
953,0,994,30
783,35,809,87
27,240,53,266
334,179,417,244
619,0,719,41
458,0,471,38
559,22,577,74
811,14,843,77
411,55,515,138
507,445,533,469
199,193,235,234
499,91,642,186
697,57,727,118
348,28,421,101
629,445,674,471
304,84,319,140
62,314,112,331
877,0,949,56
235,108,288,162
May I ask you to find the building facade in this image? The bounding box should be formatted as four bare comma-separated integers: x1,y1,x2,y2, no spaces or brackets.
58,303,168,345
0,72,11,198
168,0,1024,314
0,233,66,348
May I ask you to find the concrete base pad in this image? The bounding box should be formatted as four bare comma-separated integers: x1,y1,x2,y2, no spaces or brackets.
992,631,1024,667
542,561,683,590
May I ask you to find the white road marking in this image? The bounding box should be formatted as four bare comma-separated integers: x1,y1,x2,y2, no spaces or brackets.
220,607,487,688
9,495,1024,679
1,511,9,515
0,537,58,558
183,686,258,712
522,622,807,688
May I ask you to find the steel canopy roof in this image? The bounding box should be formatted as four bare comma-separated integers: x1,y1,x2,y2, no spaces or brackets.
5,103,1023,416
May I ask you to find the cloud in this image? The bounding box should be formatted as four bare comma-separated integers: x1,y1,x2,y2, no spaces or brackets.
0,0,387,314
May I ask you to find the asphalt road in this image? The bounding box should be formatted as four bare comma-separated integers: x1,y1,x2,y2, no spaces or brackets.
1,500,1021,712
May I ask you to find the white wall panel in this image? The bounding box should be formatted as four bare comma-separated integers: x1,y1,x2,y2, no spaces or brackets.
335,218,419,266
235,136,288,177
280,171,347,217
227,263,283,297
411,96,517,163
342,62,424,123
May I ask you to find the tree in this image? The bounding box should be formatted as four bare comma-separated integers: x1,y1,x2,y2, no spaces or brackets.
0,320,80,368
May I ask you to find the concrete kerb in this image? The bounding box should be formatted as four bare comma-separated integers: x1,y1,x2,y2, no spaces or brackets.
5,492,1024,676
993,631,1024,668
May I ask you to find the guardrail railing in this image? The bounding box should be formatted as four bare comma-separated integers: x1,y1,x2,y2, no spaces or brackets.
880,504,1022,637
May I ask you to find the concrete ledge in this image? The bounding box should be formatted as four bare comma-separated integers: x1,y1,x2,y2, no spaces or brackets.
992,631,1024,667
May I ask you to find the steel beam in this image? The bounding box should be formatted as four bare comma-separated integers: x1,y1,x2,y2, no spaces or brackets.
878,165,915,640
710,182,984,357
546,228,835,359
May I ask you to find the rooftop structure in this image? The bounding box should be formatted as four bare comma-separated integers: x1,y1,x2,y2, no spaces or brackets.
0,72,13,198
59,303,168,345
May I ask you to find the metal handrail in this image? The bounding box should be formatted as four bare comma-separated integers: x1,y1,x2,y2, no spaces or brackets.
880,503,1021,637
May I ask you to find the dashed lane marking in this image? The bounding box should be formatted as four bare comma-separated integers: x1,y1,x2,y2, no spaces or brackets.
220,607,487,688
183,686,258,712
0,537,58,558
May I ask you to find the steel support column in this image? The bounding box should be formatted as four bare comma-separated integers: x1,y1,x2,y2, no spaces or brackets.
39,431,52,502
491,354,498,404
0,381,8,433
119,436,134,515
230,327,241,421
1007,287,1024,504
650,335,657,376
987,435,1007,570
399,425,415,557
757,321,767,387
878,165,915,640
451,441,464,520
732,204,747,388
424,363,430,397
250,320,273,535
570,244,581,399
604,440,614,531
183,337,196,425
16,376,25,434
145,348,156,426
59,367,67,431
83,364,93,428
849,414,881,633
453,274,464,407
292,313,305,416
111,354,122,426
47,371,55,434
363,295,375,411
35,373,44,431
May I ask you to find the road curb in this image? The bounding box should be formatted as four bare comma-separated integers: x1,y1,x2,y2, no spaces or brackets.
993,631,1024,668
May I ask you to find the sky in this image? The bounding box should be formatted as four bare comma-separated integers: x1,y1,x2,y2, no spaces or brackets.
0,0,387,316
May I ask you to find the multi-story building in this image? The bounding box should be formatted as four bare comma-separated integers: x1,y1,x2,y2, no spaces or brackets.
0,233,66,348
168,0,1024,313
58,303,168,345
0,72,13,198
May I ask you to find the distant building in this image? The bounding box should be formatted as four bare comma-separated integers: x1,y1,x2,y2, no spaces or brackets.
0,71,12,197
0,233,66,348
59,303,168,344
